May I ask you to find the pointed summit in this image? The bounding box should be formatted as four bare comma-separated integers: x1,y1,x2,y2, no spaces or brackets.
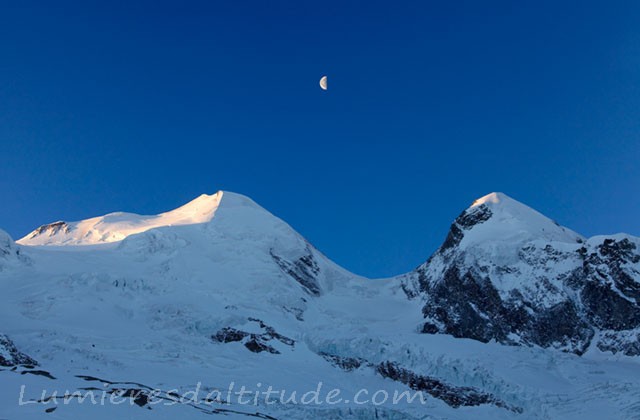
470,192,511,207
440,192,584,252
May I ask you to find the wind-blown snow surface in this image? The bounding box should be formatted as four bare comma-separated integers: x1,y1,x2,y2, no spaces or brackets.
2,191,640,419
17,192,224,246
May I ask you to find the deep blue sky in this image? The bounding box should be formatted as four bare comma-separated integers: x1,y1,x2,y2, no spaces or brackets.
1,1,639,277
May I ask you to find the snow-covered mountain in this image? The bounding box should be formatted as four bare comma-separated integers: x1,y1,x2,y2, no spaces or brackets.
17,192,225,246
401,192,640,357
2,191,640,419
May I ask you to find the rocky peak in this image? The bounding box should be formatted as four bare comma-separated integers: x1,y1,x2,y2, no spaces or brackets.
408,194,640,356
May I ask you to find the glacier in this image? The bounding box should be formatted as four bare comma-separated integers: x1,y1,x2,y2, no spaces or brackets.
1,191,640,419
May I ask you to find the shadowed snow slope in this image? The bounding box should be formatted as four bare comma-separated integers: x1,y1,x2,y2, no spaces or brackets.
2,191,640,420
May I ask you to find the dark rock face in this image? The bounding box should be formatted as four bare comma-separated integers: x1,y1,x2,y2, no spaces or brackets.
532,301,593,354
440,205,492,252
320,353,365,372
73,374,279,418
421,265,516,343
579,239,640,330
597,330,640,355
0,334,38,367
27,221,70,239
270,247,322,296
376,361,521,412
21,369,56,379
320,353,522,413
248,317,295,346
419,262,595,355
244,338,279,354
211,318,294,354
114,388,150,407
409,202,640,356
320,352,520,412
212,327,249,343
581,282,640,330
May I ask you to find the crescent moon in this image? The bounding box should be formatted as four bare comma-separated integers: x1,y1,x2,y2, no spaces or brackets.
319,76,327,90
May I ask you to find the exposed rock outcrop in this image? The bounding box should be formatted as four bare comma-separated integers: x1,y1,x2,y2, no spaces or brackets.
0,334,38,367
405,193,640,356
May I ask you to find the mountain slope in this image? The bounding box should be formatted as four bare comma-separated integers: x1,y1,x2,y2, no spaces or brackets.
402,192,640,356
1,191,640,419
17,192,224,246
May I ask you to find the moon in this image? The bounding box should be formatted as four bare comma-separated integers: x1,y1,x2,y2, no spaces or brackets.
319,75,327,90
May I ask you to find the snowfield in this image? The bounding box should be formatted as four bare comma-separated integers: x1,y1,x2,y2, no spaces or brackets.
2,191,640,419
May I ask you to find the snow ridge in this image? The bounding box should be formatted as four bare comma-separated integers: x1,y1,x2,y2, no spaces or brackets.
2,190,640,420
17,192,224,246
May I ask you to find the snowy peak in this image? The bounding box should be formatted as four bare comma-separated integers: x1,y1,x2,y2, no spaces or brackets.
156,192,222,224
469,192,554,223
17,191,225,246
409,193,640,357
444,192,584,250
3,190,640,419
470,191,510,207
